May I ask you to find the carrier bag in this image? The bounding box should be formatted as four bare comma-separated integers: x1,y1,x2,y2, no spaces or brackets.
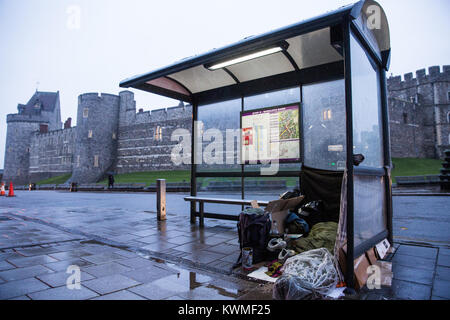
234,207,272,268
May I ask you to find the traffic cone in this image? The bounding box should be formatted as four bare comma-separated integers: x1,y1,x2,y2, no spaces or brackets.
0,182,5,196
7,182,15,197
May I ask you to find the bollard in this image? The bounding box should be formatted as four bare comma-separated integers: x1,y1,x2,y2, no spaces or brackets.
156,179,166,221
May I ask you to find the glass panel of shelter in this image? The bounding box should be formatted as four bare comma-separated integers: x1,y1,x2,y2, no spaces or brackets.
195,82,353,198
350,30,388,247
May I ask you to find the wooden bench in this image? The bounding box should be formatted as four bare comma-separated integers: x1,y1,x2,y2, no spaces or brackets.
184,196,269,227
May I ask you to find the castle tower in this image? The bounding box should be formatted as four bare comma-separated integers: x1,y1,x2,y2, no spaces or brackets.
119,90,136,127
70,93,121,183
3,91,61,185
387,65,450,159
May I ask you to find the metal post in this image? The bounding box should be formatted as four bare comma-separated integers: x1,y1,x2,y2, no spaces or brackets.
343,20,355,289
380,69,394,245
190,102,198,224
157,179,166,221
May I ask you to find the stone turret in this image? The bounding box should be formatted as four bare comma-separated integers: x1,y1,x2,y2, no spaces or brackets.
3,91,61,184
70,93,121,183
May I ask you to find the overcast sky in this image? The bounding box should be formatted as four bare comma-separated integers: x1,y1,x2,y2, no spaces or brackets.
0,0,449,169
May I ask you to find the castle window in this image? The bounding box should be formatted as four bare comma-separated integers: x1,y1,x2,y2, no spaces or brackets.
154,126,162,141
83,108,89,118
77,155,80,167
88,130,93,138
447,111,450,124
403,112,408,124
322,109,332,121
447,91,450,102
94,155,99,167
112,132,116,140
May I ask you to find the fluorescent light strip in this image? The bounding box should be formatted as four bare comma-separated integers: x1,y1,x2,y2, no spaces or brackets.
207,47,284,70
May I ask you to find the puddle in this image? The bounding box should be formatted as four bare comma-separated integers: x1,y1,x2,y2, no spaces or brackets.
136,252,248,299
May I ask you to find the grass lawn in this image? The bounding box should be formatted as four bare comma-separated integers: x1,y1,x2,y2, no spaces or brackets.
36,173,72,185
391,157,442,182
97,170,191,186
36,158,442,186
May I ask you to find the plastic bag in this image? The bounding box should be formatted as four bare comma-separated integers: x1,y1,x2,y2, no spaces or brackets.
272,248,339,300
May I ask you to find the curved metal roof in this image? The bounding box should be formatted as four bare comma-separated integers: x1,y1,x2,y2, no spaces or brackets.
120,0,390,102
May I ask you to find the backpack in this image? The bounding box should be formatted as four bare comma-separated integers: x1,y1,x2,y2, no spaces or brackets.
234,207,272,268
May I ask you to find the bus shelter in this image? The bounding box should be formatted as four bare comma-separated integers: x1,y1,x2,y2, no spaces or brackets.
120,0,392,289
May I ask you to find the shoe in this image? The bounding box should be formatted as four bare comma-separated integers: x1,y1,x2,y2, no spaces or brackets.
278,249,296,261
267,238,287,252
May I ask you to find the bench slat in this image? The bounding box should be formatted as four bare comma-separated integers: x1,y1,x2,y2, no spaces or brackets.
184,196,269,206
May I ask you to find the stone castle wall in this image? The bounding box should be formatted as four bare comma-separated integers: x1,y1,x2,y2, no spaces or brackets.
116,105,192,173
387,65,450,159
28,127,76,182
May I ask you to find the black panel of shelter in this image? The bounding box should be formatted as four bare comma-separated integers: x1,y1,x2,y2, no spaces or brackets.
300,166,343,223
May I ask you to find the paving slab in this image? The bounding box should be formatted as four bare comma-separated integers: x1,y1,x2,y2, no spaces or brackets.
120,265,175,284
437,253,450,267
6,254,59,268
36,270,96,288
392,264,434,286
391,279,431,300
395,245,438,259
432,279,450,299
392,253,436,271
83,274,141,295
128,282,182,300
80,252,127,264
0,260,15,272
28,285,99,300
434,266,450,282
91,290,146,300
0,277,50,300
82,261,132,278
44,258,93,272
0,264,54,282
115,257,160,269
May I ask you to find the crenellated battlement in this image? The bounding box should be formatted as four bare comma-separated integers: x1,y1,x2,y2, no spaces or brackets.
78,92,121,105
387,65,450,90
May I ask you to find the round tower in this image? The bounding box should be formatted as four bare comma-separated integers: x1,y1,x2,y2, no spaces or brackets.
70,93,120,183
3,115,44,185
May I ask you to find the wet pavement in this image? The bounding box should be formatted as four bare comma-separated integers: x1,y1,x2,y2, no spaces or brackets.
0,190,449,300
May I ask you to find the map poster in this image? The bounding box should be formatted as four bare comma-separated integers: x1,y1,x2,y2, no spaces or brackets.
241,104,300,164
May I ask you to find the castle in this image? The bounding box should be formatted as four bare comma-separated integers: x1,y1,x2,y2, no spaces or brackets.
3,91,192,185
3,65,449,185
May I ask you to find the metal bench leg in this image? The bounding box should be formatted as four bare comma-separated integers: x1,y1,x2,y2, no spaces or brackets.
199,202,204,228
190,202,196,224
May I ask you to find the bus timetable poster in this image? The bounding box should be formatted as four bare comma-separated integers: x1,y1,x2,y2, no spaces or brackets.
241,105,300,164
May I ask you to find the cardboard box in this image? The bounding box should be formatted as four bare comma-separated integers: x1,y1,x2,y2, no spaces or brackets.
265,196,304,234
365,248,378,265
354,254,371,290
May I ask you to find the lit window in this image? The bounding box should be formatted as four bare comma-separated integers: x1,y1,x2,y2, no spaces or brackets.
83,108,89,118
154,126,163,141
112,132,116,140
322,109,332,121
94,155,99,167
88,130,93,138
